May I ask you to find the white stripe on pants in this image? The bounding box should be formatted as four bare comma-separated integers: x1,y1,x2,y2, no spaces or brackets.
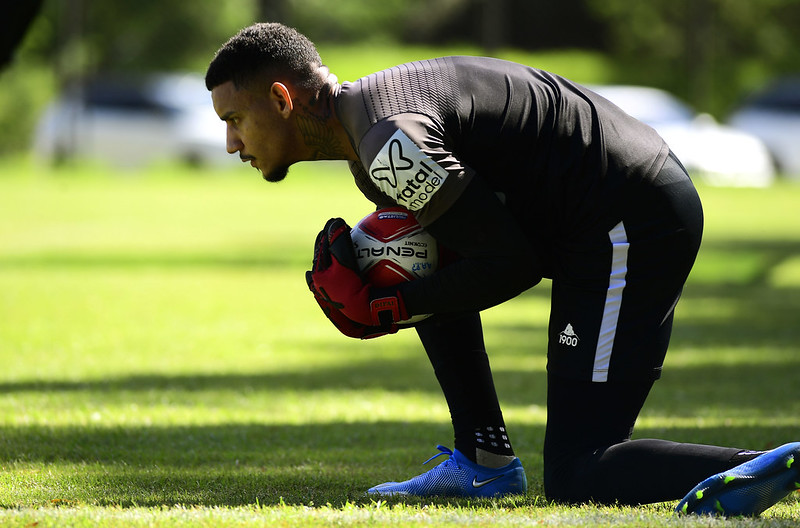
592,221,629,382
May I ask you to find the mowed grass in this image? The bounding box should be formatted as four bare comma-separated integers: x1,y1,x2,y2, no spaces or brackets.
0,157,799,527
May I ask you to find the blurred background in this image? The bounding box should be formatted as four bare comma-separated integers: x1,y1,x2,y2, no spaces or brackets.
2,0,800,183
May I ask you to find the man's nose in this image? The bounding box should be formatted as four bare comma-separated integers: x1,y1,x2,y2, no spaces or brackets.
226,126,243,154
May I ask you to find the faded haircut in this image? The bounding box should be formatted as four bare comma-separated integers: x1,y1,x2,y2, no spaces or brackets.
205,22,323,92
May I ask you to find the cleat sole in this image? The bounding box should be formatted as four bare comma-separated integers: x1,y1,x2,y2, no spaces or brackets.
676,442,800,517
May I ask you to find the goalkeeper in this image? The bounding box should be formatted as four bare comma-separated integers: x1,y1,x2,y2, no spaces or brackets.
205,23,800,515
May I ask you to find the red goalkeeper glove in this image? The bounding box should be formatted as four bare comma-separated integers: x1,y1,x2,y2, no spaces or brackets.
307,287,397,339
306,217,410,336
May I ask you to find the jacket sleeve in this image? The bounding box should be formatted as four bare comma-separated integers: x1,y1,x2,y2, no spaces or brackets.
399,174,543,316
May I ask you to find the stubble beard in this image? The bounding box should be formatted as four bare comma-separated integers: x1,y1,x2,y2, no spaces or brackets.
263,165,289,183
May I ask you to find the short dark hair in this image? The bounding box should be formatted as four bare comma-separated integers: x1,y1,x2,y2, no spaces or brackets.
205,23,323,92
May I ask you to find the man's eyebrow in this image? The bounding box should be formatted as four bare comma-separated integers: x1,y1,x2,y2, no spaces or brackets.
219,111,236,121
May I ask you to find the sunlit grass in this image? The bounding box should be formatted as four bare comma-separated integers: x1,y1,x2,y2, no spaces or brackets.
1,158,799,526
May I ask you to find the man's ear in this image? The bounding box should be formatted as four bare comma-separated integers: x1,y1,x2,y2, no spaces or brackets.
270,82,294,117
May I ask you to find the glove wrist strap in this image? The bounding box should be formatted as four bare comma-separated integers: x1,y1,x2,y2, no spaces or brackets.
369,289,408,326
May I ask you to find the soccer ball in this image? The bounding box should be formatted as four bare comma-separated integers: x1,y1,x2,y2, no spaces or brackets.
351,207,437,324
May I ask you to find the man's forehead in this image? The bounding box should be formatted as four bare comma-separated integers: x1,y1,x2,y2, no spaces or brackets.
211,81,242,113
211,80,238,101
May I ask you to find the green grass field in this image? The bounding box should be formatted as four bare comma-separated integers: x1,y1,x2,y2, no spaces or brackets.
1,157,799,527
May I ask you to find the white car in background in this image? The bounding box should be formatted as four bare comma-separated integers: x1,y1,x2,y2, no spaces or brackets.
727,76,800,179
34,73,232,168
590,85,775,187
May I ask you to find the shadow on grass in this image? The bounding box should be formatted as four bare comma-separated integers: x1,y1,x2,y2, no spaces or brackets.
2,236,797,275
694,239,800,286
675,287,799,348
0,251,310,270
1,348,797,507
1,239,797,508
2,418,798,508
0,353,797,417
0,420,500,507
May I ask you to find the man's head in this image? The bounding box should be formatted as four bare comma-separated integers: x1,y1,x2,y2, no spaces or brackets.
205,22,323,93
206,23,325,182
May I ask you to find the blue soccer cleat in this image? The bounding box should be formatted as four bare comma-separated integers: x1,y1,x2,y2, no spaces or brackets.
676,442,800,516
367,445,527,498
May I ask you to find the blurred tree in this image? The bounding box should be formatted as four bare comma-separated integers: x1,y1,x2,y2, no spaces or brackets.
270,0,605,52
586,0,800,115
271,0,431,43
430,0,606,51
4,0,799,157
0,0,258,156
26,0,799,115
1,0,45,70
480,0,506,53
29,0,258,81
257,0,287,22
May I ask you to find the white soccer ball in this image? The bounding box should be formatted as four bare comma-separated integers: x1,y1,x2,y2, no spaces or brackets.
350,207,438,324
